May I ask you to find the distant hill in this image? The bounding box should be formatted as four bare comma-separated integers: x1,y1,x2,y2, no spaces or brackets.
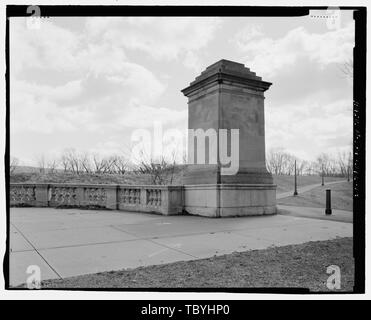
12,166,39,174
12,166,63,174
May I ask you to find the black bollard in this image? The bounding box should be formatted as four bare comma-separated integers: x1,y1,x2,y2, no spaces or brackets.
325,189,332,215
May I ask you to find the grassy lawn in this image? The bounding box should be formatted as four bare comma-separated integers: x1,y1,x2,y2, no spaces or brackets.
273,175,344,194
10,171,156,185
278,181,352,211
37,237,353,291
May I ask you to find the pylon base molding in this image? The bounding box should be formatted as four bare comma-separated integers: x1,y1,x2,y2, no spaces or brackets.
183,184,277,217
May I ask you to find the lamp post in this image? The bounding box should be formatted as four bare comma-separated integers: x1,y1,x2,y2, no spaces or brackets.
294,160,298,196
321,164,324,186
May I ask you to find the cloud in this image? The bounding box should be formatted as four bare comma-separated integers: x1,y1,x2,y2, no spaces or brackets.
234,22,354,77
10,88,94,134
10,18,81,74
11,16,216,128
116,100,187,129
183,50,203,72
233,24,263,45
85,17,222,68
265,98,352,160
13,79,83,102
10,74,175,134
10,18,174,135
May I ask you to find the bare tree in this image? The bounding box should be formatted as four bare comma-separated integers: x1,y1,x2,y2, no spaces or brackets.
346,151,353,180
297,159,307,176
47,159,59,174
284,153,296,175
267,148,286,175
267,148,298,175
316,153,331,176
37,154,46,174
92,153,106,174
136,154,177,185
63,148,81,174
60,153,70,172
315,152,352,177
10,156,19,174
58,151,129,176
337,151,347,176
339,59,353,79
79,152,93,174
103,156,117,174
112,155,129,175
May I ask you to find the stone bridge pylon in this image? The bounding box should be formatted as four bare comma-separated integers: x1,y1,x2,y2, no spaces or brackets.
182,59,277,217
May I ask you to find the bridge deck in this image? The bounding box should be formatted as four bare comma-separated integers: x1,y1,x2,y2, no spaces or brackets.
9,206,352,287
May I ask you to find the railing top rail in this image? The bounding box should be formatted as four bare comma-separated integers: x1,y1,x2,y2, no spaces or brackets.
9,182,183,189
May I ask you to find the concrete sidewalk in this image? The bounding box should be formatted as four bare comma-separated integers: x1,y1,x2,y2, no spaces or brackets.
9,207,352,287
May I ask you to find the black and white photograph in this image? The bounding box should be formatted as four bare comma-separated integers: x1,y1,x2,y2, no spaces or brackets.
1,2,367,301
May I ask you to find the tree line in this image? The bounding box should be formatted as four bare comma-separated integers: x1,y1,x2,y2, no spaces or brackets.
10,147,353,180
266,148,353,177
10,148,180,185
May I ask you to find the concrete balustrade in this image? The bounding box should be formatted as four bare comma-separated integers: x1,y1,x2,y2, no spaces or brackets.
9,182,276,217
9,183,184,216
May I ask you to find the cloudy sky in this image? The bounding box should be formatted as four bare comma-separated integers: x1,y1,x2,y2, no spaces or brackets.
10,11,354,165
